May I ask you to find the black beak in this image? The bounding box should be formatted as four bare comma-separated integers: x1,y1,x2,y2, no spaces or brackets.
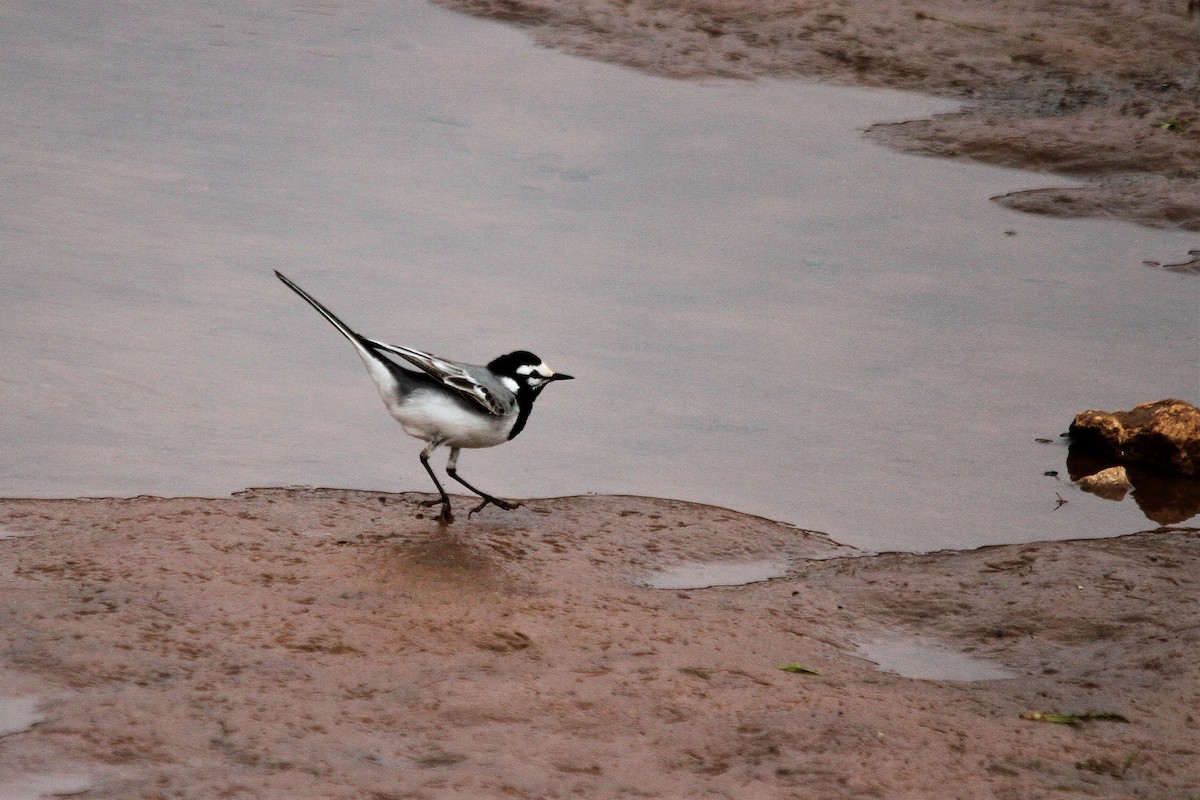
549,372,574,381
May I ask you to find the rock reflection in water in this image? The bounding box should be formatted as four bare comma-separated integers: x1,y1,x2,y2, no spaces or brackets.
1067,446,1200,525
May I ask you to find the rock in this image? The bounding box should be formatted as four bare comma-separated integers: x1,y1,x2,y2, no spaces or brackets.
1075,466,1132,501
1069,399,1200,476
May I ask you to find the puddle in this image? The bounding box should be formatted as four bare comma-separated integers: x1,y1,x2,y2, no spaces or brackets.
0,696,44,736
0,698,91,799
298,529,336,539
856,636,1019,681
0,527,35,540
640,558,790,589
0,775,91,800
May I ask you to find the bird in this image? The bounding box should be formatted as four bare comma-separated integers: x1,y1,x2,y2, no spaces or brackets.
275,270,573,523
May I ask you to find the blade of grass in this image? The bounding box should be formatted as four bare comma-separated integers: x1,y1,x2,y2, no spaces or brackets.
776,663,820,675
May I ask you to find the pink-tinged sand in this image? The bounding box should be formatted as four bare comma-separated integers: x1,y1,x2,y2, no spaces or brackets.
1,489,1196,798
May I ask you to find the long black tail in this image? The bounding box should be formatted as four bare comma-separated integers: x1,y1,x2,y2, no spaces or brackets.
275,270,374,348
275,271,414,403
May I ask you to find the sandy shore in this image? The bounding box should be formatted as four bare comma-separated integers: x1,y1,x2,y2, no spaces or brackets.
2,489,1197,798
435,0,1200,233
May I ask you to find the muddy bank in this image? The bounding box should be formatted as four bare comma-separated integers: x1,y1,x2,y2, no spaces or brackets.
435,0,1200,232
2,489,1197,798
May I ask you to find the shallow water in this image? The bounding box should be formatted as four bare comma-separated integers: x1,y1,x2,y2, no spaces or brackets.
0,774,91,800
0,696,43,736
856,637,1019,682
640,559,791,590
1,1,1196,551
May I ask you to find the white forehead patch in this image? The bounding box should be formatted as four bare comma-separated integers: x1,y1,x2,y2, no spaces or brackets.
516,362,555,379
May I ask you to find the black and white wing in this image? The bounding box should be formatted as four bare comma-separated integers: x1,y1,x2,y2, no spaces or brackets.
365,339,514,416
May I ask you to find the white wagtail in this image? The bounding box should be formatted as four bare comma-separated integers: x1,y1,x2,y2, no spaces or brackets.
275,271,573,523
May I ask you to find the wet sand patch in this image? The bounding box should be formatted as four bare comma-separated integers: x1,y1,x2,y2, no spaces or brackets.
1,490,1196,797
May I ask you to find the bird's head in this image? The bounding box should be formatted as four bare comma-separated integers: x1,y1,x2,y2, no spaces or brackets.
488,350,574,393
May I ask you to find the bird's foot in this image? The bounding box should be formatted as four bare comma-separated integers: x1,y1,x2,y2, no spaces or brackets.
467,496,522,518
417,496,455,524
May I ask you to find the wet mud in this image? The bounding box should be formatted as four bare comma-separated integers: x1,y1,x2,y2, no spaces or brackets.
2,490,1196,798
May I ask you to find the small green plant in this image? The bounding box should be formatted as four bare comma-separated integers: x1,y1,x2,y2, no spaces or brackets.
777,663,820,675
1157,117,1184,132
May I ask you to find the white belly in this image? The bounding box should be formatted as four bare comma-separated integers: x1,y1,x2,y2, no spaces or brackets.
387,390,515,449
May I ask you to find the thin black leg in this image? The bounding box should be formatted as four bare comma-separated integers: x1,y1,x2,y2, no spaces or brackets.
445,447,520,517
418,441,454,523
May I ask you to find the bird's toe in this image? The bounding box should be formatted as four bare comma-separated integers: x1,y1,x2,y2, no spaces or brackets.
467,496,520,518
